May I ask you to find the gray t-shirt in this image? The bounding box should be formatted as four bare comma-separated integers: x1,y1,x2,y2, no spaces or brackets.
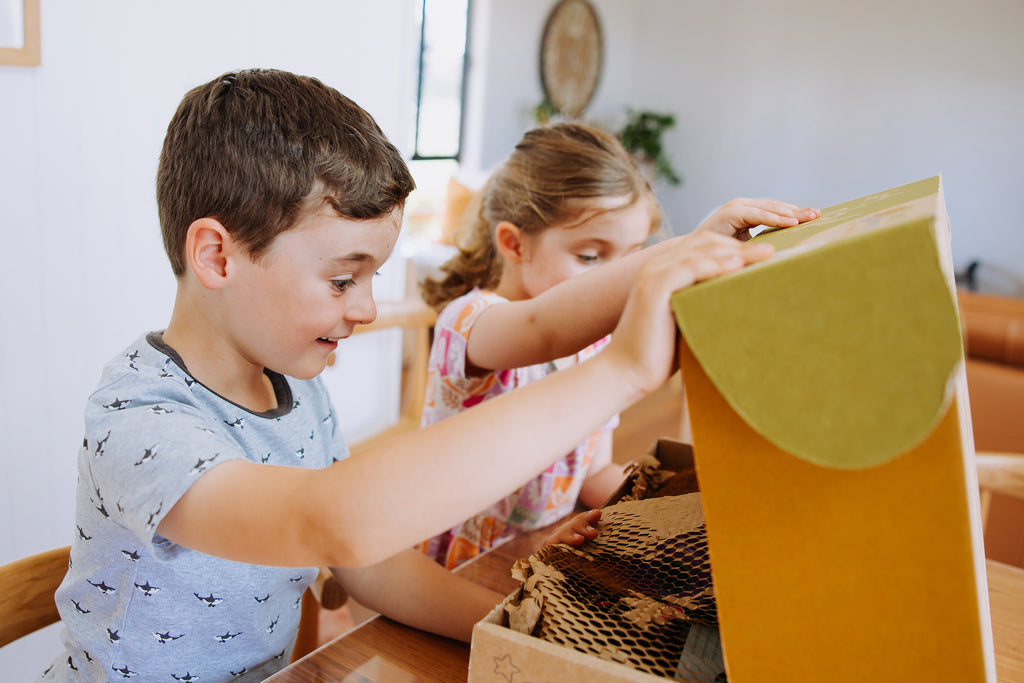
41,332,347,682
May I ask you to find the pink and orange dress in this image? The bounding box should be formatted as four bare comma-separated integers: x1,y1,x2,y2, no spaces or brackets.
417,288,617,569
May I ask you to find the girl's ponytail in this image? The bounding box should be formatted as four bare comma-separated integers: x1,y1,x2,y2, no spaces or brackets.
420,175,503,311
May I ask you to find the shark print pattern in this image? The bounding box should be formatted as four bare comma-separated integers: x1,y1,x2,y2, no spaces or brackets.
41,332,347,682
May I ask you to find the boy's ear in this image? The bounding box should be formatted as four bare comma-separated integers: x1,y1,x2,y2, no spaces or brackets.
185,218,233,289
494,221,525,264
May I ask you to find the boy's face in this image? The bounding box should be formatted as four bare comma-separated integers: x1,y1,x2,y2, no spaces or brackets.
519,196,653,299
224,206,401,380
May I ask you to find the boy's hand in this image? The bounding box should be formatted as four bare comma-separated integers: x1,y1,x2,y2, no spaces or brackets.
543,508,602,547
695,198,820,238
606,231,775,397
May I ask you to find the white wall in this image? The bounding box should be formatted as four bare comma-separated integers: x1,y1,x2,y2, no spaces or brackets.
0,1,418,676
466,0,1024,296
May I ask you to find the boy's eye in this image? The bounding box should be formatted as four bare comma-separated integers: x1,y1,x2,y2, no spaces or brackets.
331,278,355,293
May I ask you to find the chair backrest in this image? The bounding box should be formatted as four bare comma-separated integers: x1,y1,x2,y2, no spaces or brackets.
345,297,437,454
977,451,1024,522
976,451,1024,568
0,546,70,648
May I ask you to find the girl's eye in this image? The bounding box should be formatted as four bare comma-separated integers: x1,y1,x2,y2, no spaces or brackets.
331,278,355,293
576,253,599,264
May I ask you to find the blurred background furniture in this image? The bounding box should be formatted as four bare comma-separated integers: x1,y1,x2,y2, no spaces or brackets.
344,297,437,455
959,290,1024,568
959,290,1024,454
976,451,1024,569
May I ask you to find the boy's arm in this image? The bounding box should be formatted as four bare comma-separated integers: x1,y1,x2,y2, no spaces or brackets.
330,549,504,642
158,235,774,569
465,200,818,372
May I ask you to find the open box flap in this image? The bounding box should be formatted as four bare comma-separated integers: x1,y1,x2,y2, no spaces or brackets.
670,203,962,470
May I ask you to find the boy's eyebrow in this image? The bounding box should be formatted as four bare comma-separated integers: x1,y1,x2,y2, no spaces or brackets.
325,253,374,269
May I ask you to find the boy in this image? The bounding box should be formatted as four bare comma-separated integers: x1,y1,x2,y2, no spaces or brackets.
42,69,777,681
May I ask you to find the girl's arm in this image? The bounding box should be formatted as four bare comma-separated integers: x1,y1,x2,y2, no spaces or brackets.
577,431,624,509
157,235,774,569
544,508,602,547
330,549,504,642
465,200,818,372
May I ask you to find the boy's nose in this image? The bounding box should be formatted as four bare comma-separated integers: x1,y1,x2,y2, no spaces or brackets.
345,289,377,326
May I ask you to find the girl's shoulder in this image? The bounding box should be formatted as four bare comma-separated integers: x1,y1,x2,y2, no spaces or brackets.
438,288,508,332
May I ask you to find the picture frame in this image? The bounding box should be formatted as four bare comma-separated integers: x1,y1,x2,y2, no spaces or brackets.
0,0,40,66
539,0,602,119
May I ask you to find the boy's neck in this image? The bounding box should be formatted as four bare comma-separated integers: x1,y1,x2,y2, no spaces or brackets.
162,296,279,413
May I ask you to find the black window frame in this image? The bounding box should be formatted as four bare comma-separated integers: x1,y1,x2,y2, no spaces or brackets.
411,0,472,162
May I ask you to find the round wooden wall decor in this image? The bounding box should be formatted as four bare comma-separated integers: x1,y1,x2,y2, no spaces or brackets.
539,0,603,119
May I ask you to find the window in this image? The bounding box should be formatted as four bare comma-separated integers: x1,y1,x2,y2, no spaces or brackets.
412,0,470,161
404,0,471,244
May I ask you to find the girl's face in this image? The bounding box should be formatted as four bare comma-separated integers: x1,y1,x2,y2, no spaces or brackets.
518,196,654,299
224,206,400,380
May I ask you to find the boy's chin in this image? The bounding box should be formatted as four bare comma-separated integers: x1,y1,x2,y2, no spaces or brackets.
291,366,327,381
270,360,328,381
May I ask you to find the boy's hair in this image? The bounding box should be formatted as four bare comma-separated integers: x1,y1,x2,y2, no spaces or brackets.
420,122,661,310
157,68,415,277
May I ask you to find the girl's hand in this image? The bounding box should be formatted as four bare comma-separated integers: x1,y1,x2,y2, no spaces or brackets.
543,508,602,547
696,198,820,238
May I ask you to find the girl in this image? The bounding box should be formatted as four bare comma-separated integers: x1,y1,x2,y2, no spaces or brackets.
417,123,819,569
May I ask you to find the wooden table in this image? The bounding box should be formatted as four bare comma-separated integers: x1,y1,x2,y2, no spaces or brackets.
270,531,1024,682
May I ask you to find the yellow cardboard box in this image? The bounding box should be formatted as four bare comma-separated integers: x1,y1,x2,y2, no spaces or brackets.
671,175,992,681
469,177,992,682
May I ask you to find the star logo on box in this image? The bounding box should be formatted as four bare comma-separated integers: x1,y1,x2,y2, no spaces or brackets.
492,654,521,681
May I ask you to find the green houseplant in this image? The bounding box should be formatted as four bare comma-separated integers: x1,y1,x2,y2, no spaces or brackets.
617,110,682,186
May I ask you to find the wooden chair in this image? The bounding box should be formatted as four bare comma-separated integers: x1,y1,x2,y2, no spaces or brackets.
342,297,437,454
0,546,70,649
292,296,437,661
975,451,1024,568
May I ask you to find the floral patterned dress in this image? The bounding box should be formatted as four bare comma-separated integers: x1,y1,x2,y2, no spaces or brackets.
417,289,617,569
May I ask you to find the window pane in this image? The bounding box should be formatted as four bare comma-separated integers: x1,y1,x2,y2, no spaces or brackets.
415,0,469,159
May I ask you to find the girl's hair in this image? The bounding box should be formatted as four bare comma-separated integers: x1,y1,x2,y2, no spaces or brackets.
420,123,661,310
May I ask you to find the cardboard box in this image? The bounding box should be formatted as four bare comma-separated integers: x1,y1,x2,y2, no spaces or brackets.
671,175,993,681
469,439,700,683
602,438,696,507
470,177,993,682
